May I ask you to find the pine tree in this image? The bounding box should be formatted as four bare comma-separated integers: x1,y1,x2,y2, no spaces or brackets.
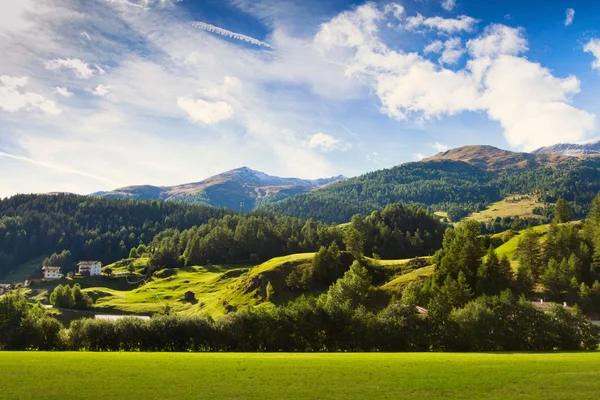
554,199,572,223
516,229,543,279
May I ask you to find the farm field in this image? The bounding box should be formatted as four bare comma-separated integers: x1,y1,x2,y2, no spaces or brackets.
1,352,599,400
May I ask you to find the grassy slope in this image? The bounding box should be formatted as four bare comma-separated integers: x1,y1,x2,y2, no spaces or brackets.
0,256,45,284
382,266,434,292
21,253,424,320
467,194,546,222
1,352,599,400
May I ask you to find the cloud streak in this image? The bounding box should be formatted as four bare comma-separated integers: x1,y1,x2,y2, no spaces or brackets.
0,151,118,185
191,21,273,48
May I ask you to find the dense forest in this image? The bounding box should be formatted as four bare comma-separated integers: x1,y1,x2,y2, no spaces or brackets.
263,158,600,223
146,203,444,272
0,194,231,278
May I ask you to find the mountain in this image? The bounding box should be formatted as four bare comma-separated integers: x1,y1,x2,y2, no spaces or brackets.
92,167,346,211
264,145,600,223
424,145,570,170
532,139,600,156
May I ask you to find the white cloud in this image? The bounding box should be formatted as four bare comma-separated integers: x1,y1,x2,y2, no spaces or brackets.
565,8,575,26
431,142,450,152
92,84,111,96
81,31,91,41
177,96,234,125
440,38,464,65
316,4,595,151
0,0,34,32
308,133,349,152
441,0,456,12
424,40,444,54
584,38,600,71
54,87,73,97
44,58,96,79
467,24,528,58
384,3,404,20
191,21,273,48
0,76,61,115
480,55,595,149
406,14,478,34
414,152,426,160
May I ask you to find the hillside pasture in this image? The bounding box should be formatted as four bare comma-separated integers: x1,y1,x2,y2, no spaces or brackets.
1,352,599,400
467,195,546,222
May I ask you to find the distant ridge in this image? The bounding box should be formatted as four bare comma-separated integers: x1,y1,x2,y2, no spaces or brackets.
424,145,571,170
532,139,600,156
92,167,346,211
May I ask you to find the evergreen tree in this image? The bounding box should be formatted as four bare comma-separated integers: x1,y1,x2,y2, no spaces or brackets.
516,229,543,279
324,261,371,312
554,199,572,223
477,246,512,295
343,226,364,260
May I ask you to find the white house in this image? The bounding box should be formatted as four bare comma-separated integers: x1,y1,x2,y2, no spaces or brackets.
42,266,64,280
78,261,102,276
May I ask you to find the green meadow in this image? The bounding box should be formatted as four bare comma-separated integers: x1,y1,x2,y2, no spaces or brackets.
1,352,599,400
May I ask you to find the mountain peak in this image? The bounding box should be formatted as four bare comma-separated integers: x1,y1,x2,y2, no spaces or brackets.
423,145,570,170
92,167,346,211
532,140,600,156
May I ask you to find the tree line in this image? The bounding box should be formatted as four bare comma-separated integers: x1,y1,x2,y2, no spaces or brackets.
1,275,597,352
0,194,232,278
146,203,444,272
262,158,600,223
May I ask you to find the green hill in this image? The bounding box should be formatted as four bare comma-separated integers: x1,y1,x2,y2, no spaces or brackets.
22,252,431,321
262,145,600,223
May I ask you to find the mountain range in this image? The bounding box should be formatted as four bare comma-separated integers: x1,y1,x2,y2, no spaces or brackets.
91,142,600,220
92,167,346,211
532,139,600,156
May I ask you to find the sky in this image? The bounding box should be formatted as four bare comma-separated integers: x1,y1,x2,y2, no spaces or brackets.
1,0,600,197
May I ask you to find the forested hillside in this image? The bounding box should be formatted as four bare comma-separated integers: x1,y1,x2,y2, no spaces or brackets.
146,203,444,271
0,194,231,278
263,146,600,223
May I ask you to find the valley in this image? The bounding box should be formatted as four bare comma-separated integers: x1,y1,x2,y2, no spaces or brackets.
2,143,600,353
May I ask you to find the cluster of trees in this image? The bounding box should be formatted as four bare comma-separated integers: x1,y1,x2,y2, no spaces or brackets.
263,157,600,224
514,220,600,308
49,284,93,309
147,204,444,272
0,194,231,278
0,293,63,350
42,250,74,272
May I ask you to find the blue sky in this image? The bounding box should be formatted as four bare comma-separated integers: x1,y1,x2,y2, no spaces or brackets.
1,0,600,197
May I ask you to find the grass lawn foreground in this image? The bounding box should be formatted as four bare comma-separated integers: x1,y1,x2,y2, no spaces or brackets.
1,352,599,399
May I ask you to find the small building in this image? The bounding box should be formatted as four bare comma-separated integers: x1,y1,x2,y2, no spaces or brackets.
42,266,64,280
78,261,102,276
184,291,196,302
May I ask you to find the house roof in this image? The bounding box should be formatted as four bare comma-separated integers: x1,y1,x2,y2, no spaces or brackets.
78,261,100,266
42,266,61,271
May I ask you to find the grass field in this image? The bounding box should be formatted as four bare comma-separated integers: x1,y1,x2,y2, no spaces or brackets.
0,352,599,400
468,195,546,222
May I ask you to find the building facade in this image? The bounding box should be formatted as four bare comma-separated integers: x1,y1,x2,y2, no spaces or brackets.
78,261,102,276
42,266,64,280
